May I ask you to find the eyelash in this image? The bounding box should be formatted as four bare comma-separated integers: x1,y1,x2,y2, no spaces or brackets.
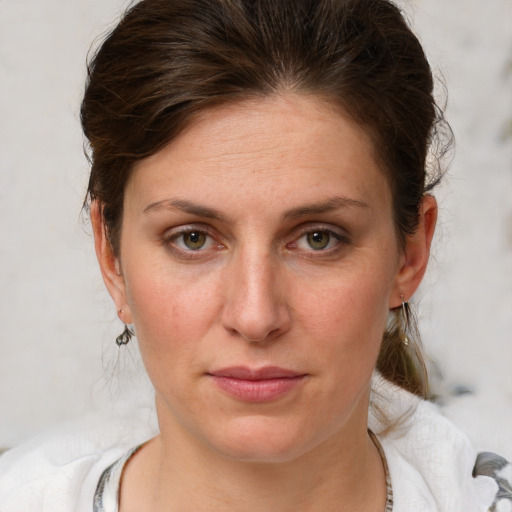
162,224,350,260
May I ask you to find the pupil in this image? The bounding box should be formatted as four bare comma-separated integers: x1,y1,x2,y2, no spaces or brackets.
185,231,205,249
308,231,329,250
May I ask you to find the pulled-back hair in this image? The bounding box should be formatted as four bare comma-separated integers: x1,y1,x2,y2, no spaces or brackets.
82,0,452,398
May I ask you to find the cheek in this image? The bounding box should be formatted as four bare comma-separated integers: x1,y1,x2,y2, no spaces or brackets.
292,261,394,381
122,260,223,371
298,272,391,342
291,272,392,419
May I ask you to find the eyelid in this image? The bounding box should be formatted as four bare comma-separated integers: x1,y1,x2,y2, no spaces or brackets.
165,223,214,239
292,222,349,240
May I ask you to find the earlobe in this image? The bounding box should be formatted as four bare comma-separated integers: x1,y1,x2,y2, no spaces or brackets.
390,195,437,308
91,202,132,324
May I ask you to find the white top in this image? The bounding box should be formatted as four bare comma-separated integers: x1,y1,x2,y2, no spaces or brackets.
0,374,509,512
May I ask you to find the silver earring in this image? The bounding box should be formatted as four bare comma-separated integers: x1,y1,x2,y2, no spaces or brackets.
401,295,411,347
116,325,134,346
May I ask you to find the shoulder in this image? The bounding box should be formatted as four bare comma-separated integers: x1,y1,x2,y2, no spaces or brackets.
370,374,510,512
0,433,116,512
0,414,156,512
473,452,512,511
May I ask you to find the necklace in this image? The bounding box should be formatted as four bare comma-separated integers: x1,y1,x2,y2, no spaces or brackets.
369,430,394,512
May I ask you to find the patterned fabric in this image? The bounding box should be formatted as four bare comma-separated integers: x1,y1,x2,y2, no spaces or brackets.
473,452,512,512
93,445,143,512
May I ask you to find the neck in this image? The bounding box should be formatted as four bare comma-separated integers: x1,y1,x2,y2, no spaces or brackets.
120,400,386,512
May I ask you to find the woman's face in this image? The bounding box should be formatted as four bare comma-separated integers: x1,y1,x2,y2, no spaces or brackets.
99,94,424,462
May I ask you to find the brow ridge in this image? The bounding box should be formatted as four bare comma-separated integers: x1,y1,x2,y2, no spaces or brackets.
143,195,368,221
143,198,227,221
282,196,369,220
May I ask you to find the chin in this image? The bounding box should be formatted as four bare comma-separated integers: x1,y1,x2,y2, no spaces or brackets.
203,417,325,464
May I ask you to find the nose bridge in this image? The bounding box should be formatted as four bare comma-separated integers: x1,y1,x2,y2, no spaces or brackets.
222,241,289,342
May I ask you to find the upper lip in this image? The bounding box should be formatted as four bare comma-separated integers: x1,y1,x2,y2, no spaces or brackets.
209,366,305,380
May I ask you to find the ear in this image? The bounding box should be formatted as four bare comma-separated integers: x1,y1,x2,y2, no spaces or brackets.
91,202,132,324
390,195,437,308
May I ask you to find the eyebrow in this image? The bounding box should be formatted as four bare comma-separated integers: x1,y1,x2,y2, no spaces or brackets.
143,195,369,220
282,196,370,220
143,198,228,221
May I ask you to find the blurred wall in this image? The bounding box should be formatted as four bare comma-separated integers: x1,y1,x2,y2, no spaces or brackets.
1,0,511,452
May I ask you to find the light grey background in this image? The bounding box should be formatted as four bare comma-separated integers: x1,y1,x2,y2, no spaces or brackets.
1,0,511,455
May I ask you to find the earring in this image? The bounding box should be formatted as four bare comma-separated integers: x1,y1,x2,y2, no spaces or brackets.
116,324,134,346
400,295,411,347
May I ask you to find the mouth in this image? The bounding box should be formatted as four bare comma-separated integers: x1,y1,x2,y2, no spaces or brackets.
208,366,308,402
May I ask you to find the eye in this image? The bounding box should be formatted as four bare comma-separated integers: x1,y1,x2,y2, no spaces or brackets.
290,227,348,253
170,229,217,251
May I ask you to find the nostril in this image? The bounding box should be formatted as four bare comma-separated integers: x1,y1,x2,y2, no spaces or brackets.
224,324,283,343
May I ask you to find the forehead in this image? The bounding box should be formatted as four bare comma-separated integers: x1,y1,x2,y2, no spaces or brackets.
127,94,391,217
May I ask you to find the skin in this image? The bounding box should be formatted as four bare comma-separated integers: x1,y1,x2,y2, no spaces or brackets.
93,94,437,512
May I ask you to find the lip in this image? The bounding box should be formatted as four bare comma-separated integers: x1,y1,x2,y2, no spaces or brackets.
208,366,307,402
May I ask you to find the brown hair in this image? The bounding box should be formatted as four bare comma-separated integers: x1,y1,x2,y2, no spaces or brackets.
82,0,452,398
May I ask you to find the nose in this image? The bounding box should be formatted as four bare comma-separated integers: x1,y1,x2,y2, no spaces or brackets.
221,247,291,343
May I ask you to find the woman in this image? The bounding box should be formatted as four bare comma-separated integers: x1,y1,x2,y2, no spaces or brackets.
0,0,510,510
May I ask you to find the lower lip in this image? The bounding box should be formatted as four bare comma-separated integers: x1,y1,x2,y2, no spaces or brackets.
210,376,306,402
